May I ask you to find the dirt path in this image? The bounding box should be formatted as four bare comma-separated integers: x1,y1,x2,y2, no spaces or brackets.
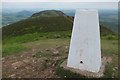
2,39,116,78
2,40,69,78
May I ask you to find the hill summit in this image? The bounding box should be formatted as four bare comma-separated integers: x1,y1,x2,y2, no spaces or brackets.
2,10,113,38
31,10,67,18
2,10,73,37
17,10,33,17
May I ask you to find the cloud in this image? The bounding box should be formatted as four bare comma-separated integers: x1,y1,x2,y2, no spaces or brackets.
2,0,119,2
2,2,118,10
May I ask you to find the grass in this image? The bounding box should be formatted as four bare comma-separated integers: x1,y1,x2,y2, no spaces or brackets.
33,50,53,58
2,43,27,57
2,31,71,57
101,34,118,40
3,31,71,44
101,39,118,56
103,62,118,78
3,16,72,37
55,59,86,78
54,36,118,78
2,31,118,78
55,56,118,78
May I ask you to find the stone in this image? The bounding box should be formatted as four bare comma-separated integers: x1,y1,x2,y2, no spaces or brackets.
9,74,16,78
12,61,23,68
53,50,59,54
23,59,29,63
107,56,112,63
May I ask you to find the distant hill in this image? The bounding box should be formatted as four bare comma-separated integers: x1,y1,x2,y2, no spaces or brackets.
100,25,113,35
16,10,33,18
31,10,68,17
2,10,33,26
2,10,73,37
62,9,118,34
2,10,113,38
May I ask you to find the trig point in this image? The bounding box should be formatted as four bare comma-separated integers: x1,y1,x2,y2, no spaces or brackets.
67,9,101,73
60,9,106,78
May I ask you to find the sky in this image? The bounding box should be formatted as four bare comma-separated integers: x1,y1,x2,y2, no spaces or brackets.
2,0,119,2
2,2,118,11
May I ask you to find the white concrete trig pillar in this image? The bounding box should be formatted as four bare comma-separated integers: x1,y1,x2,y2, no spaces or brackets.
67,9,101,73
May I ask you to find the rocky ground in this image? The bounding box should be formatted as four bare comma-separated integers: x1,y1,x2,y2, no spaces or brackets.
2,39,69,78
2,39,117,78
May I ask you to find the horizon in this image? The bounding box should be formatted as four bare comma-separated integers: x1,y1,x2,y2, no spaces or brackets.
2,2,118,12
2,8,118,13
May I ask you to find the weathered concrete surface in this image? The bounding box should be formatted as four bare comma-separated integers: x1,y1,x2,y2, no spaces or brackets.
67,9,101,73
61,57,107,78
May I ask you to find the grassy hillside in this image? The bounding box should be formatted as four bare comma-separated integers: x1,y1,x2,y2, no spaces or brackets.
2,10,73,38
2,10,118,78
2,10,114,38
100,25,113,35
31,10,68,17
2,16,72,37
2,31,118,78
2,10,33,26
